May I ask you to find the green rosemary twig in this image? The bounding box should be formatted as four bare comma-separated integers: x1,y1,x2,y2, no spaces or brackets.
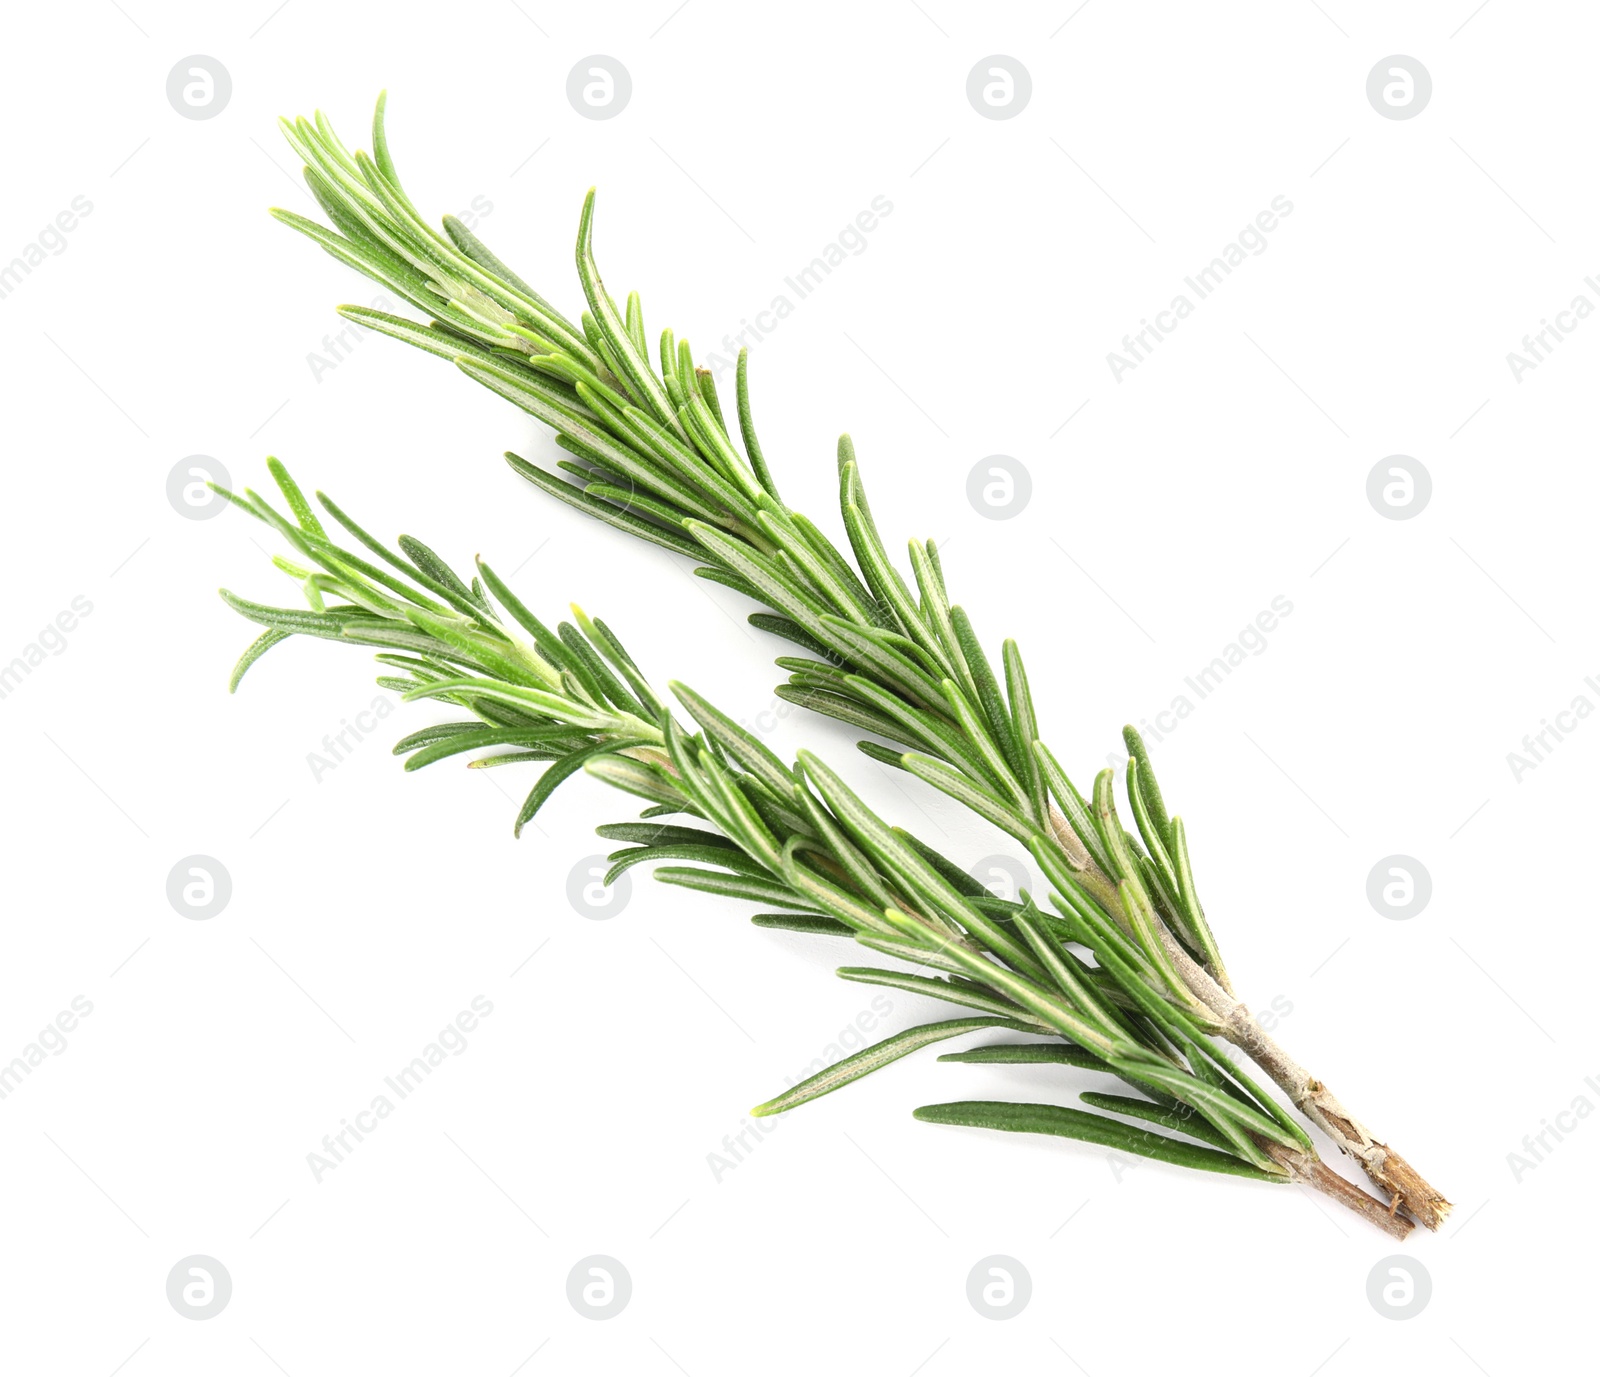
215,458,1414,1237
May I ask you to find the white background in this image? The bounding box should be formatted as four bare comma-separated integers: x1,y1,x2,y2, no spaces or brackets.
1,1,1594,1372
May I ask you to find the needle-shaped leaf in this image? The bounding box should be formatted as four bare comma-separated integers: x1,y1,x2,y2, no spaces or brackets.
747,613,837,660
1032,740,1112,877
935,677,1031,808
595,821,732,848
338,306,501,365
893,830,991,899
401,725,589,771
794,754,975,931
652,867,799,908
584,754,689,808
401,677,626,731
514,742,637,836
1122,726,1172,846
575,190,683,435
791,785,896,912
937,1041,1107,1069
624,290,647,356
770,847,895,936
836,461,920,623
1078,1091,1239,1153
900,753,1036,847
685,520,848,642
1010,903,1122,1044
220,591,364,641
841,497,941,664
266,458,326,538
911,1101,1284,1180
954,1033,1194,1120
759,509,875,624
853,933,974,977
1002,640,1048,824
948,606,1025,785
876,908,1118,1056
1125,755,1181,908
669,681,795,796
604,843,771,887
1170,816,1231,994
501,453,705,560
473,558,570,683
751,1018,1019,1116
814,615,947,710
734,348,781,500
835,967,1042,1023
441,215,553,311
270,208,447,324
1117,1060,1294,1167
772,687,921,747
829,676,985,784
391,721,486,752
559,619,648,718
227,628,291,692
750,912,855,936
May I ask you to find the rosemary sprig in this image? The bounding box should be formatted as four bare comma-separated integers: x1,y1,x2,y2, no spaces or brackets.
216,460,1414,1237
266,94,1448,1229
